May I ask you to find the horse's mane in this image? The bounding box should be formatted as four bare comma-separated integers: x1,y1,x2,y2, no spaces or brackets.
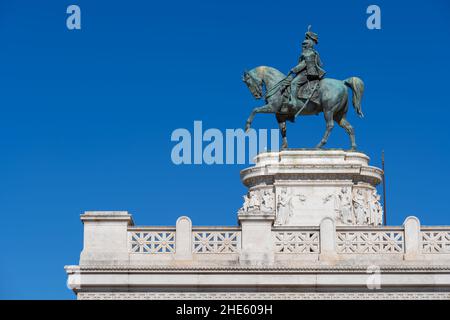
249,66,286,91
251,66,286,82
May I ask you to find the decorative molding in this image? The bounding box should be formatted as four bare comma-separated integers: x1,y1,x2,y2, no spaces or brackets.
77,292,450,300
241,164,383,188
67,264,450,273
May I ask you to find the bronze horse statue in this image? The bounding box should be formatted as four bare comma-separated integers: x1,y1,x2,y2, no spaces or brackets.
243,66,364,150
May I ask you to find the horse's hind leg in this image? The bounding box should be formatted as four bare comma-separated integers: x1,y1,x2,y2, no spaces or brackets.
338,116,357,150
316,111,334,149
335,113,357,150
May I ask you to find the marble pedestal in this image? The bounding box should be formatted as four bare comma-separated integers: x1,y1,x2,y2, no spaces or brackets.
238,149,384,227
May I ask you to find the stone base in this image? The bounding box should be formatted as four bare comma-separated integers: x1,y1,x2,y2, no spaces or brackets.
238,150,384,227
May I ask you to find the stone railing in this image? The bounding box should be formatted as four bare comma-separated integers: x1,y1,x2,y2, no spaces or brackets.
79,212,450,265
272,228,320,254
421,227,450,254
128,227,176,254
192,227,241,253
127,218,242,256
336,227,404,254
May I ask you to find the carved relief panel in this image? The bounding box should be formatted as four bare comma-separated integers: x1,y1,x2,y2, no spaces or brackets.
240,184,383,227
334,185,383,226
238,188,275,215
274,185,337,226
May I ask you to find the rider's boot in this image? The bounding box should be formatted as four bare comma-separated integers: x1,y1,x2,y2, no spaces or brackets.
280,97,295,114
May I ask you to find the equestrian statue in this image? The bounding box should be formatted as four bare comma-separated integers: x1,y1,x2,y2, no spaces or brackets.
243,26,364,150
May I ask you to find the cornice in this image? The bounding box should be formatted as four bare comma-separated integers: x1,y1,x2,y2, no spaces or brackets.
65,264,450,274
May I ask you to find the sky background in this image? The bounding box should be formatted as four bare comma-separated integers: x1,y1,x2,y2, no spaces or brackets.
1,0,449,299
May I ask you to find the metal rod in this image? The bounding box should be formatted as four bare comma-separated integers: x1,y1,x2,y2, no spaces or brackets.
382,150,387,225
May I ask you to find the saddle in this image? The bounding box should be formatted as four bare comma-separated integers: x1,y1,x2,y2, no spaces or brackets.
280,75,321,108
297,79,320,104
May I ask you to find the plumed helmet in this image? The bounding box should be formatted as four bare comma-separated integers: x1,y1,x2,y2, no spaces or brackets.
305,25,319,44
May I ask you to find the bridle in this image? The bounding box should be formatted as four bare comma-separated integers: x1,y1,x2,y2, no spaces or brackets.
244,69,291,100
243,71,263,99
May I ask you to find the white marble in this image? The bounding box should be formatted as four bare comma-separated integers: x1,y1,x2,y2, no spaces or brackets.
239,150,384,226
65,150,450,300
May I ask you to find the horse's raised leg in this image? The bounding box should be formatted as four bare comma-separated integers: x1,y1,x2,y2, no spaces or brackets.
337,116,357,150
316,111,334,149
245,104,274,132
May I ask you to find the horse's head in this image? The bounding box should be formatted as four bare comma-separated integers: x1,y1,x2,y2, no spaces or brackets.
242,69,263,99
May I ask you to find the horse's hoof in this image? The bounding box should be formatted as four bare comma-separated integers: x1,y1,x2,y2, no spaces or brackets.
244,123,251,133
315,144,324,149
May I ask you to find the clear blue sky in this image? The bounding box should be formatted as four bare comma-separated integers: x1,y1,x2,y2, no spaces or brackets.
0,0,449,299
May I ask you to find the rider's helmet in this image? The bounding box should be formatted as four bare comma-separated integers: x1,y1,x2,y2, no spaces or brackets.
305,25,319,44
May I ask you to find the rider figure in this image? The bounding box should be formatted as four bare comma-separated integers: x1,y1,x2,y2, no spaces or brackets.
281,26,326,113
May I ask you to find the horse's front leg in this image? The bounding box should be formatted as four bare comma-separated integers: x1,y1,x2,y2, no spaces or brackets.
275,113,289,149
245,104,274,132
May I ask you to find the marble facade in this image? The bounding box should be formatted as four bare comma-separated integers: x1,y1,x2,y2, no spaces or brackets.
65,150,450,300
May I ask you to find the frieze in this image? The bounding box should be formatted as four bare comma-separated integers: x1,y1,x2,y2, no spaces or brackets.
68,265,450,273
238,188,275,215
78,292,450,300
333,185,383,226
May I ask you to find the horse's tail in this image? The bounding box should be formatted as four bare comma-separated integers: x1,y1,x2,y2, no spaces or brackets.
344,77,364,118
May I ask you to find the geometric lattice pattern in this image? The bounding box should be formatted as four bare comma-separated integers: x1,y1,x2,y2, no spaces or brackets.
193,232,240,253
273,232,320,253
336,231,404,254
422,232,450,253
130,232,175,253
